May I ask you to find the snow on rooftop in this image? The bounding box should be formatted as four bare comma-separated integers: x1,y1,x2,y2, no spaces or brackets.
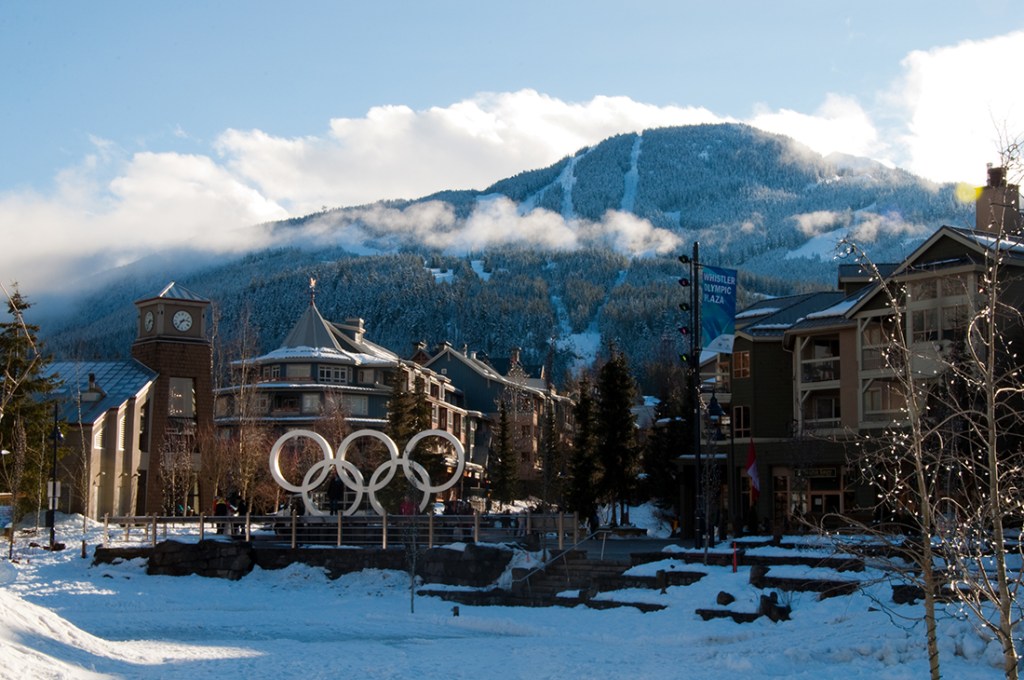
737,307,779,319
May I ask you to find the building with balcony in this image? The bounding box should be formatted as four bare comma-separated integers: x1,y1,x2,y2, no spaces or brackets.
213,299,484,502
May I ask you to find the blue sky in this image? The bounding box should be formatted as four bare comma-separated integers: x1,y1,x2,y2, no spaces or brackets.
3,1,1024,293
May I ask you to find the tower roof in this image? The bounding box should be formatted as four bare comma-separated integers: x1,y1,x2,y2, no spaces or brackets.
280,303,344,351
136,281,210,305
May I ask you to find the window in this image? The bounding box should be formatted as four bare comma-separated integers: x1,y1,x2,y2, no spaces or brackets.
861,317,897,370
812,396,840,422
343,395,368,416
911,308,938,343
138,401,149,450
357,369,374,385
940,274,968,297
286,363,311,379
215,396,230,417
438,407,448,430
908,280,937,300
716,357,731,393
256,394,270,413
262,365,280,380
301,393,321,414
453,413,462,437
941,304,968,341
274,395,299,412
733,405,750,438
863,380,906,421
168,377,195,418
430,382,440,398
318,365,348,384
118,414,126,450
733,352,750,379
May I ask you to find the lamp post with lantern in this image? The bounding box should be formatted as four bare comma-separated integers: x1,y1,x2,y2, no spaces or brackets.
48,401,63,551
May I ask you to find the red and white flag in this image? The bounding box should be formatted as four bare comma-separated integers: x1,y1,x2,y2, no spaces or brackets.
746,438,760,504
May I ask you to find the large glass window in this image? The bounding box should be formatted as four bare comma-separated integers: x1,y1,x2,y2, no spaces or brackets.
286,363,311,379
168,377,195,418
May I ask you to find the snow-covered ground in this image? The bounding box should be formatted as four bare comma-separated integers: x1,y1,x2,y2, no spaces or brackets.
0,513,1009,679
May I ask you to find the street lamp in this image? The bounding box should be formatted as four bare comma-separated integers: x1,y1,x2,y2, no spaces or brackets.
679,242,704,547
699,393,725,549
48,401,63,551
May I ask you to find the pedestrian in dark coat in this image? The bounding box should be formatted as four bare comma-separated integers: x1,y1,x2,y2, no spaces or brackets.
327,470,344,515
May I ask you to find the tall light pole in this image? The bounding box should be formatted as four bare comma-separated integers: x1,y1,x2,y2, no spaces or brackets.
678,242,702,547
48,401,63,551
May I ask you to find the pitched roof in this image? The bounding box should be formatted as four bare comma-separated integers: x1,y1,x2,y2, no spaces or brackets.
739,292,847,338
45,360,158,424
846,225,1024,317
136,281,209,304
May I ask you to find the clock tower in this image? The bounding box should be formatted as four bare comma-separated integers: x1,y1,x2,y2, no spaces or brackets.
131,282,213,514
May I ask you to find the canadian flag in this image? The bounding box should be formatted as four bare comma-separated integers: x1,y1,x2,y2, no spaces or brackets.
746,438,760,504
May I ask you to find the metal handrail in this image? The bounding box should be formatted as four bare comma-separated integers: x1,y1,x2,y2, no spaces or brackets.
510,526,611,595
98,511,577,550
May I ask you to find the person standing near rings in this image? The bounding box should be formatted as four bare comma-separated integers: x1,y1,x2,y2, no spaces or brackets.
327,470,344,515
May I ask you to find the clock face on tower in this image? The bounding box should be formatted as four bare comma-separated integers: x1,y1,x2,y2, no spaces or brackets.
172,310,193,332
144,311,154,332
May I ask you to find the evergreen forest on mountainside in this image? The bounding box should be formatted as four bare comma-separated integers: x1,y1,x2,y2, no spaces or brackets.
40,124,975,392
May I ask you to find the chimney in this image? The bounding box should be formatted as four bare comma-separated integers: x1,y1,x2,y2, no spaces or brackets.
82,372,106,401
344,317,365,342
510,347,521,366
977,164,1022,234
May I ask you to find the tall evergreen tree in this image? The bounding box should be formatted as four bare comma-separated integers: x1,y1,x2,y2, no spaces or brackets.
384,370,439,512
539,403,562,509
0,289,60,533
642,386,686,517
566,376,599,529
489,400,518,505
595,346,638,525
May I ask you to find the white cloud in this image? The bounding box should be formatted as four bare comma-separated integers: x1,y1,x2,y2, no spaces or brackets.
887,31,1024,185
751,94,880,161
298,198,680,257
0,143,286,294
794,210,851,237
217,90,727,214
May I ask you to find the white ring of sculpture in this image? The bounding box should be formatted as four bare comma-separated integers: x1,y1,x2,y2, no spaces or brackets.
268,428,466,516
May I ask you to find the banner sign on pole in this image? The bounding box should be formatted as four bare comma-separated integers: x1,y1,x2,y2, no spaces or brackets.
701,266,737,353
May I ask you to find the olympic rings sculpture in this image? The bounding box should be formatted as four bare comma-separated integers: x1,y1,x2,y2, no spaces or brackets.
268,428,465,516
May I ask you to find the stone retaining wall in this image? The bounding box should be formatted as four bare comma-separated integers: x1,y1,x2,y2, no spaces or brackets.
93,539,513,586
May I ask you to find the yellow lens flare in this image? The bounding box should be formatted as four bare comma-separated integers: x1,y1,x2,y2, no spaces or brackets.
955,182,983,204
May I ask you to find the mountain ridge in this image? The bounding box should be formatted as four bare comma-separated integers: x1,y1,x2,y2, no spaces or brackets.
39,123,974,390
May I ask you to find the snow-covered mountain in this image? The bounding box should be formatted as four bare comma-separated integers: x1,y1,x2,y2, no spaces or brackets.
40,123,973,389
